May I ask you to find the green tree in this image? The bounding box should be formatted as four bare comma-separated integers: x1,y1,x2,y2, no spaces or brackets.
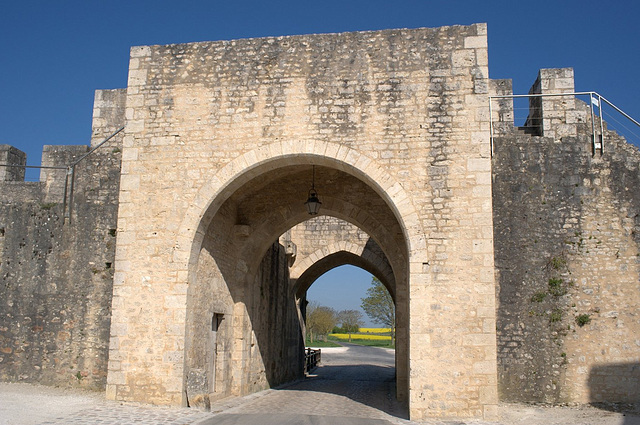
306,302,336,343
361,277,396,344
337,309,363,342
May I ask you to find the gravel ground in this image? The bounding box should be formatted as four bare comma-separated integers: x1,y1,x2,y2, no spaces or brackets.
0,382,107,425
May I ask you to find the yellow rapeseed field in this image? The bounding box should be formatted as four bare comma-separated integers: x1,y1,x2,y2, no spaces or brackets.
331,333,391,341
359,327,392,334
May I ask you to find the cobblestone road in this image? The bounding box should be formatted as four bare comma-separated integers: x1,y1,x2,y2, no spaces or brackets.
2,344,638,425
199,344,409,424
2,344,416,425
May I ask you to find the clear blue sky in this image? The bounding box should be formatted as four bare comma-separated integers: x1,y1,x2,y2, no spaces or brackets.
2,1,639,322
2,0,639,167
308,265,377,327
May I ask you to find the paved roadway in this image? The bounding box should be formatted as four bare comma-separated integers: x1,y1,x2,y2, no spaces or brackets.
198,343,408,425
1,343,422,425
3,344,638,425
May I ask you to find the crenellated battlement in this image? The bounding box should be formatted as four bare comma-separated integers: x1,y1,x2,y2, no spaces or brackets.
490,68,589,138
0,88,126,205
0,145,27,182
90,88,126,147
489,67,640,160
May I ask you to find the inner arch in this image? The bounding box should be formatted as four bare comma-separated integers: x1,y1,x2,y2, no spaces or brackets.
175,142,425,284
183,153,412,408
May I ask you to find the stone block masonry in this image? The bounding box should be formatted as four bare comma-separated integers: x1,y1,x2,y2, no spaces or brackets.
492,71,640,405
285,212,395,299
108,23,496,420
0,145,26,181
0,22,638,422
0,90,124,391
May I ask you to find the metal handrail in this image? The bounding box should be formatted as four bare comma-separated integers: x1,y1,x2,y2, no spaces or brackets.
70,127,124,167
64,127,124,223
489,91,640,157
0,127,125,223
304,348,321,374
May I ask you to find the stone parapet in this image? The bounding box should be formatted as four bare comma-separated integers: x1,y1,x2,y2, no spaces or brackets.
525,68,587,139
91,89,126,147
489,79,514,136
0,145,26,182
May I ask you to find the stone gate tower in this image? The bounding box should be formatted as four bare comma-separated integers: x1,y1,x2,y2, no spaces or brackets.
102,23,496,420
3,21,640,422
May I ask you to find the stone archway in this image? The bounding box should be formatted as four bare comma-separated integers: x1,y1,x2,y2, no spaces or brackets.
294,248,394,299
283,217,400,400
287,216,396,299
107,24,498,420
179,152,413,408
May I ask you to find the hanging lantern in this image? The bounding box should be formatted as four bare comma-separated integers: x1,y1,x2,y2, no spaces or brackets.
304,166,321,215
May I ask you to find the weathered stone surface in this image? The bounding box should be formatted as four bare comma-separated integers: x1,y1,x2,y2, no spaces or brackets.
0,145,26,182
285,216,394,298
492,75,640,405
0,91,124,391
103,23,495,420
1,23,638,422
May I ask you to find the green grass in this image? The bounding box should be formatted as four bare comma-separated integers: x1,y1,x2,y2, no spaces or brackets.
328,335,395,349
349,339,395,349
305,338,341,348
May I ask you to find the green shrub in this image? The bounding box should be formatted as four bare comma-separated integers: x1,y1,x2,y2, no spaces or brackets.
548,278,567,296
531,292,547,303
575,314,591,327
550,310,562,323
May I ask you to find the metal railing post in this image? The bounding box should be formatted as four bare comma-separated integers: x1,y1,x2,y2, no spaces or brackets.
62,167,73,223
67,165,76,225
589,92,598,154
598,93,605,153
489,96,494,157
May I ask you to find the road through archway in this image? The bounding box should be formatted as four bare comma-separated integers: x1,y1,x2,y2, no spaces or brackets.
202,343,405,424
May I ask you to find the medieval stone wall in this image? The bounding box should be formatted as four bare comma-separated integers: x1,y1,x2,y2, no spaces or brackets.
285,216,395,298
184,200,302,408
0,24,638,420
492,71,640,405
105,23,496,419
0,145,26,181
0,91,124,390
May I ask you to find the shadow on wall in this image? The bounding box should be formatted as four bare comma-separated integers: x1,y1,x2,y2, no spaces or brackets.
589,362,640,422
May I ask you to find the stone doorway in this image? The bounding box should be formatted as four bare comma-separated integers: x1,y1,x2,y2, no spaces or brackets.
182,160,410,410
